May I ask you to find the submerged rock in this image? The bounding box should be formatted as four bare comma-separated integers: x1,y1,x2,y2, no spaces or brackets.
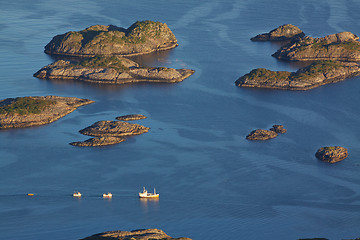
235,61,360,90
44,21,178,57
273,31,360,61
70,136,125,147
0,96,94,129
270,124,287,133
246,129,278,141
34,56,194,85
81,228,191,240
251,24,305,41
315,146,348,163
116,114,147,121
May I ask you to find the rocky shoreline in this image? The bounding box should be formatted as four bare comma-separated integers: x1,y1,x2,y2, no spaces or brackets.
44,21,178,57
81,228,191,240
34,56,194,85
0,96,94,129
236,61,360,90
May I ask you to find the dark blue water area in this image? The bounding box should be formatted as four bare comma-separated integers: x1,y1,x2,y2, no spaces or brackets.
1,0,360,239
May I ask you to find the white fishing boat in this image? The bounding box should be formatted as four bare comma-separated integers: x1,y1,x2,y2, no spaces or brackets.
103,192,112,198
73,191,81,197
139,187,159,198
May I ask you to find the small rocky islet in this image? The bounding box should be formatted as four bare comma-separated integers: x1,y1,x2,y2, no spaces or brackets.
251,24,305,42
246,124,286,140
236,60,360,90
70,116,150,147
34,56,194,85
44,21,178,57
0,96,94,129
81,228,191,240
315,146,348,163
115,114,147,121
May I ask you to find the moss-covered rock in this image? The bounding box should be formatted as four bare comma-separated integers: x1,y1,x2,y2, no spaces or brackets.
235,61,360,90
273,32,360,61
251,24,305,41
44,21,178,57
34,56,195,85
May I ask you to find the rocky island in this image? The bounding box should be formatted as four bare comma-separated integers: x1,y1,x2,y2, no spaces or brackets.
315,146,348,163
273,31,360,61
70,120,150,146
246,124,286,140
246,129,278,140
251,24,305,41
0,96,94,129
34,56,194,84
44,21,178,57
116,114,147,121
81,228,191,240
235,61,360,90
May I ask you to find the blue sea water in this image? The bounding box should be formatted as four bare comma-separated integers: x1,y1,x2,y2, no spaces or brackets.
1,0,360,239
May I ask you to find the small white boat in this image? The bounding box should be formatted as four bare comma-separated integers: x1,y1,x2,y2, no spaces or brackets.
73,191,81,197
103,192,112,198
139,187,159,198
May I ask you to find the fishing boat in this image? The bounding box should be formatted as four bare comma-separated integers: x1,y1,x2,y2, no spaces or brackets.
103,192,112,198
139,187,159,198
73,191,81,197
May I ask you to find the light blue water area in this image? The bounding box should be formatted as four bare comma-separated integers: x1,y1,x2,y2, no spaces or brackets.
1,0,360,239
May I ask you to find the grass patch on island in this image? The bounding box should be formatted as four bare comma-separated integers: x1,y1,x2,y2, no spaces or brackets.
0,97,55,115
78,56,130,72
245,68,291,81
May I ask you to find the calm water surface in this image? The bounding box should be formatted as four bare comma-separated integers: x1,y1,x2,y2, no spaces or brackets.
1,1,360,239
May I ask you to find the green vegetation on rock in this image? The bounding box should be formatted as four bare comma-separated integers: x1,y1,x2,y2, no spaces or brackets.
290,61,342,82
245,68,291,81
0,97,55,115
78,56,130,71
45,20,178,56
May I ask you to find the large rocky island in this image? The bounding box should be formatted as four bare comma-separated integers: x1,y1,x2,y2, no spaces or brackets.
235,61,360,90
0,96,93,129
81,228,191,240
44,21,178,57
273,31,360,61
34,56,194,84
251,24,305,41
